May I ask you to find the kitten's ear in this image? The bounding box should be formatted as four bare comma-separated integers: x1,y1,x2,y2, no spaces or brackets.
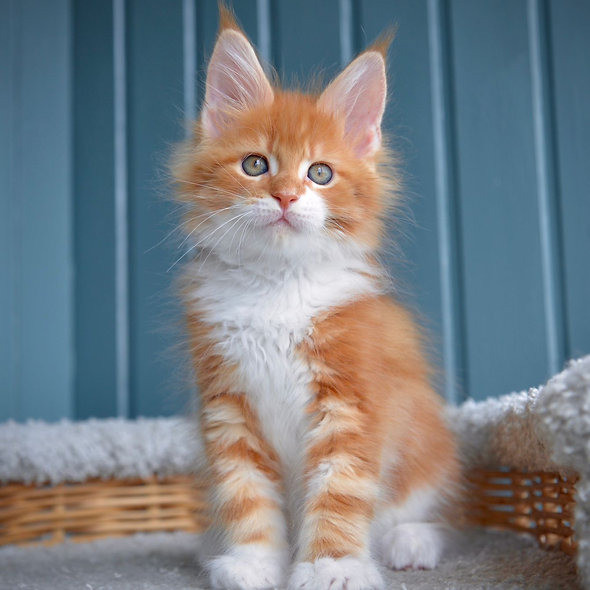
318,51,387,158
202,14,273,138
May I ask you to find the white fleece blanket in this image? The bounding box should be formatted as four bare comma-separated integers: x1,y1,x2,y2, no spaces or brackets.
2,355,589,587
449,355,590,587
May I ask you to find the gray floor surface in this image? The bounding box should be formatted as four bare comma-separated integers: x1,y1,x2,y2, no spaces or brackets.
0,528,580,590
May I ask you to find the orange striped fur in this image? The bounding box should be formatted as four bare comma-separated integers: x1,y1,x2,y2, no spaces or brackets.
173,6,459,590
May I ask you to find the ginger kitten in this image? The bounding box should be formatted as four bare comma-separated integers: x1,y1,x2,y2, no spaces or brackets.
173,8,459,590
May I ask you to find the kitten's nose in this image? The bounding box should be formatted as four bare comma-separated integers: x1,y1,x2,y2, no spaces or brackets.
272,192,299,211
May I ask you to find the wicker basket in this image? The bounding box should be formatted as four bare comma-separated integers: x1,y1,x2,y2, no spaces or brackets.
0,475,209,547
465,468,578,555
0,468,578,554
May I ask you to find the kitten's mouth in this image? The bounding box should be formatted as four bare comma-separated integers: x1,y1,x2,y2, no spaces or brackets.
271,215,293,228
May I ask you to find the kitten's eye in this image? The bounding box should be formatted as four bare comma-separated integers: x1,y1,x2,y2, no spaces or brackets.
307,163,333,185
242,154,269,176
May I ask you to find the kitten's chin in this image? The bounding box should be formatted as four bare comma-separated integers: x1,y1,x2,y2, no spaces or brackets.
269,218,295,231
197,214,355,267
267,216,324,237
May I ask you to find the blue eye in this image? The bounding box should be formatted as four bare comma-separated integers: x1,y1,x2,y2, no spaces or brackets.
307,163,333,185
242,154,269,176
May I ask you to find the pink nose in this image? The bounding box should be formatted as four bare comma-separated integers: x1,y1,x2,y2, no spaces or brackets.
272,193,299,211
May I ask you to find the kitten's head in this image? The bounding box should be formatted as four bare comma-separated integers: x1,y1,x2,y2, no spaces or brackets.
173,8,396,266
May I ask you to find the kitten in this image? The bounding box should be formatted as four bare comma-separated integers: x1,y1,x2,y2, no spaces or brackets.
172,7,459,590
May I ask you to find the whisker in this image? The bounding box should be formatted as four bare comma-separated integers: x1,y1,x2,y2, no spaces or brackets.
167,210,249,272
227,213,251,257
175,179,245,198
198,212,251,271
178,204,242,249
144,217,195,254
215,161,254,199
236,217,255,265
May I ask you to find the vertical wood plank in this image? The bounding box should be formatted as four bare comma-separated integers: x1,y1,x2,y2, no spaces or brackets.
527,0,567,375
0,0,17,420
338,0,355,67
256,0,272,64
127,0,185,417
450,0,549,400
10,0,74,420
549,0,590,361
183,0,197,129
73,0,118,419
274,0,341,82
360,1,447,395
427,0,467,402
114,0,130,418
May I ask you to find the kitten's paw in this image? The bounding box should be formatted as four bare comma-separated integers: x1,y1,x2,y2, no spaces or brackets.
208,545,286,590
288,556,383,590
379,522,443,570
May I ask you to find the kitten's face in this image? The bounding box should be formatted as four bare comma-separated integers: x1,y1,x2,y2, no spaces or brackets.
174,22,390,265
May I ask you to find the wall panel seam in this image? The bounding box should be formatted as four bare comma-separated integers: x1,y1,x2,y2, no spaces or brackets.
9,0,22,417
527,0,568,374
182,0,196,134
114,0,130,418
268,0,280,73
338,0,353,67
256,0,272,68
65,0,75,419
427,0,467,403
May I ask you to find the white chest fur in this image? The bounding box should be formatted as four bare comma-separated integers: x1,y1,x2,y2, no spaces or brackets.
186,253,378,467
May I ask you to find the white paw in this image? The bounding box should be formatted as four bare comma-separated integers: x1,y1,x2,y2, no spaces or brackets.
208,545,286,589
379,522,443,570
288,556,383,590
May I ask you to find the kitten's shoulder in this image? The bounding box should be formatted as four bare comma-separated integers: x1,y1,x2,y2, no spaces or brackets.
310,294,429,372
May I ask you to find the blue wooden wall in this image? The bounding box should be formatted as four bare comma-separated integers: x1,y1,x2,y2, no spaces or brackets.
2,0,589,421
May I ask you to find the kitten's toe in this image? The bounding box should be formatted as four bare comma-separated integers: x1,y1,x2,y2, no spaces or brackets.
208,545,286,590
288,556,383,590
379,522,444,570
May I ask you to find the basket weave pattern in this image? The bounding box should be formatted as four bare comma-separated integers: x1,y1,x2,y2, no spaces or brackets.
0,475,209,546
0,469,578,552
465,468,578,555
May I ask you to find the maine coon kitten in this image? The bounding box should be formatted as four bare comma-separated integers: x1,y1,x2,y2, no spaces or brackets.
173,8,459,590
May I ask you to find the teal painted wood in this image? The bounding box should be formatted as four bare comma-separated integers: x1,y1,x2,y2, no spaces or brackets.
360,1,456,397
1,0,74,421
113,0,130,418
450,0,550,400
182,0,197,128
426,0,468,403
0,0,17,420
274,0,342,83
3,0,590,422
73,0,118,419
549,0,590,361
126,0,186,417
527,0,567,376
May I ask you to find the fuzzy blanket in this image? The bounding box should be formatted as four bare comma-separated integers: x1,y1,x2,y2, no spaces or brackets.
2,355,590,587
449,355,590,587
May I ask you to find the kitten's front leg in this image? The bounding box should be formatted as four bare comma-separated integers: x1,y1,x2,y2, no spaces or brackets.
288,392,384,590
201,391,288,590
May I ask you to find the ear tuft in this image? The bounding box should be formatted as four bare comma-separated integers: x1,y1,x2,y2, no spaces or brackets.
218,2,240,32
202,26,273,138
318,51,387,158
367,27,396,58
